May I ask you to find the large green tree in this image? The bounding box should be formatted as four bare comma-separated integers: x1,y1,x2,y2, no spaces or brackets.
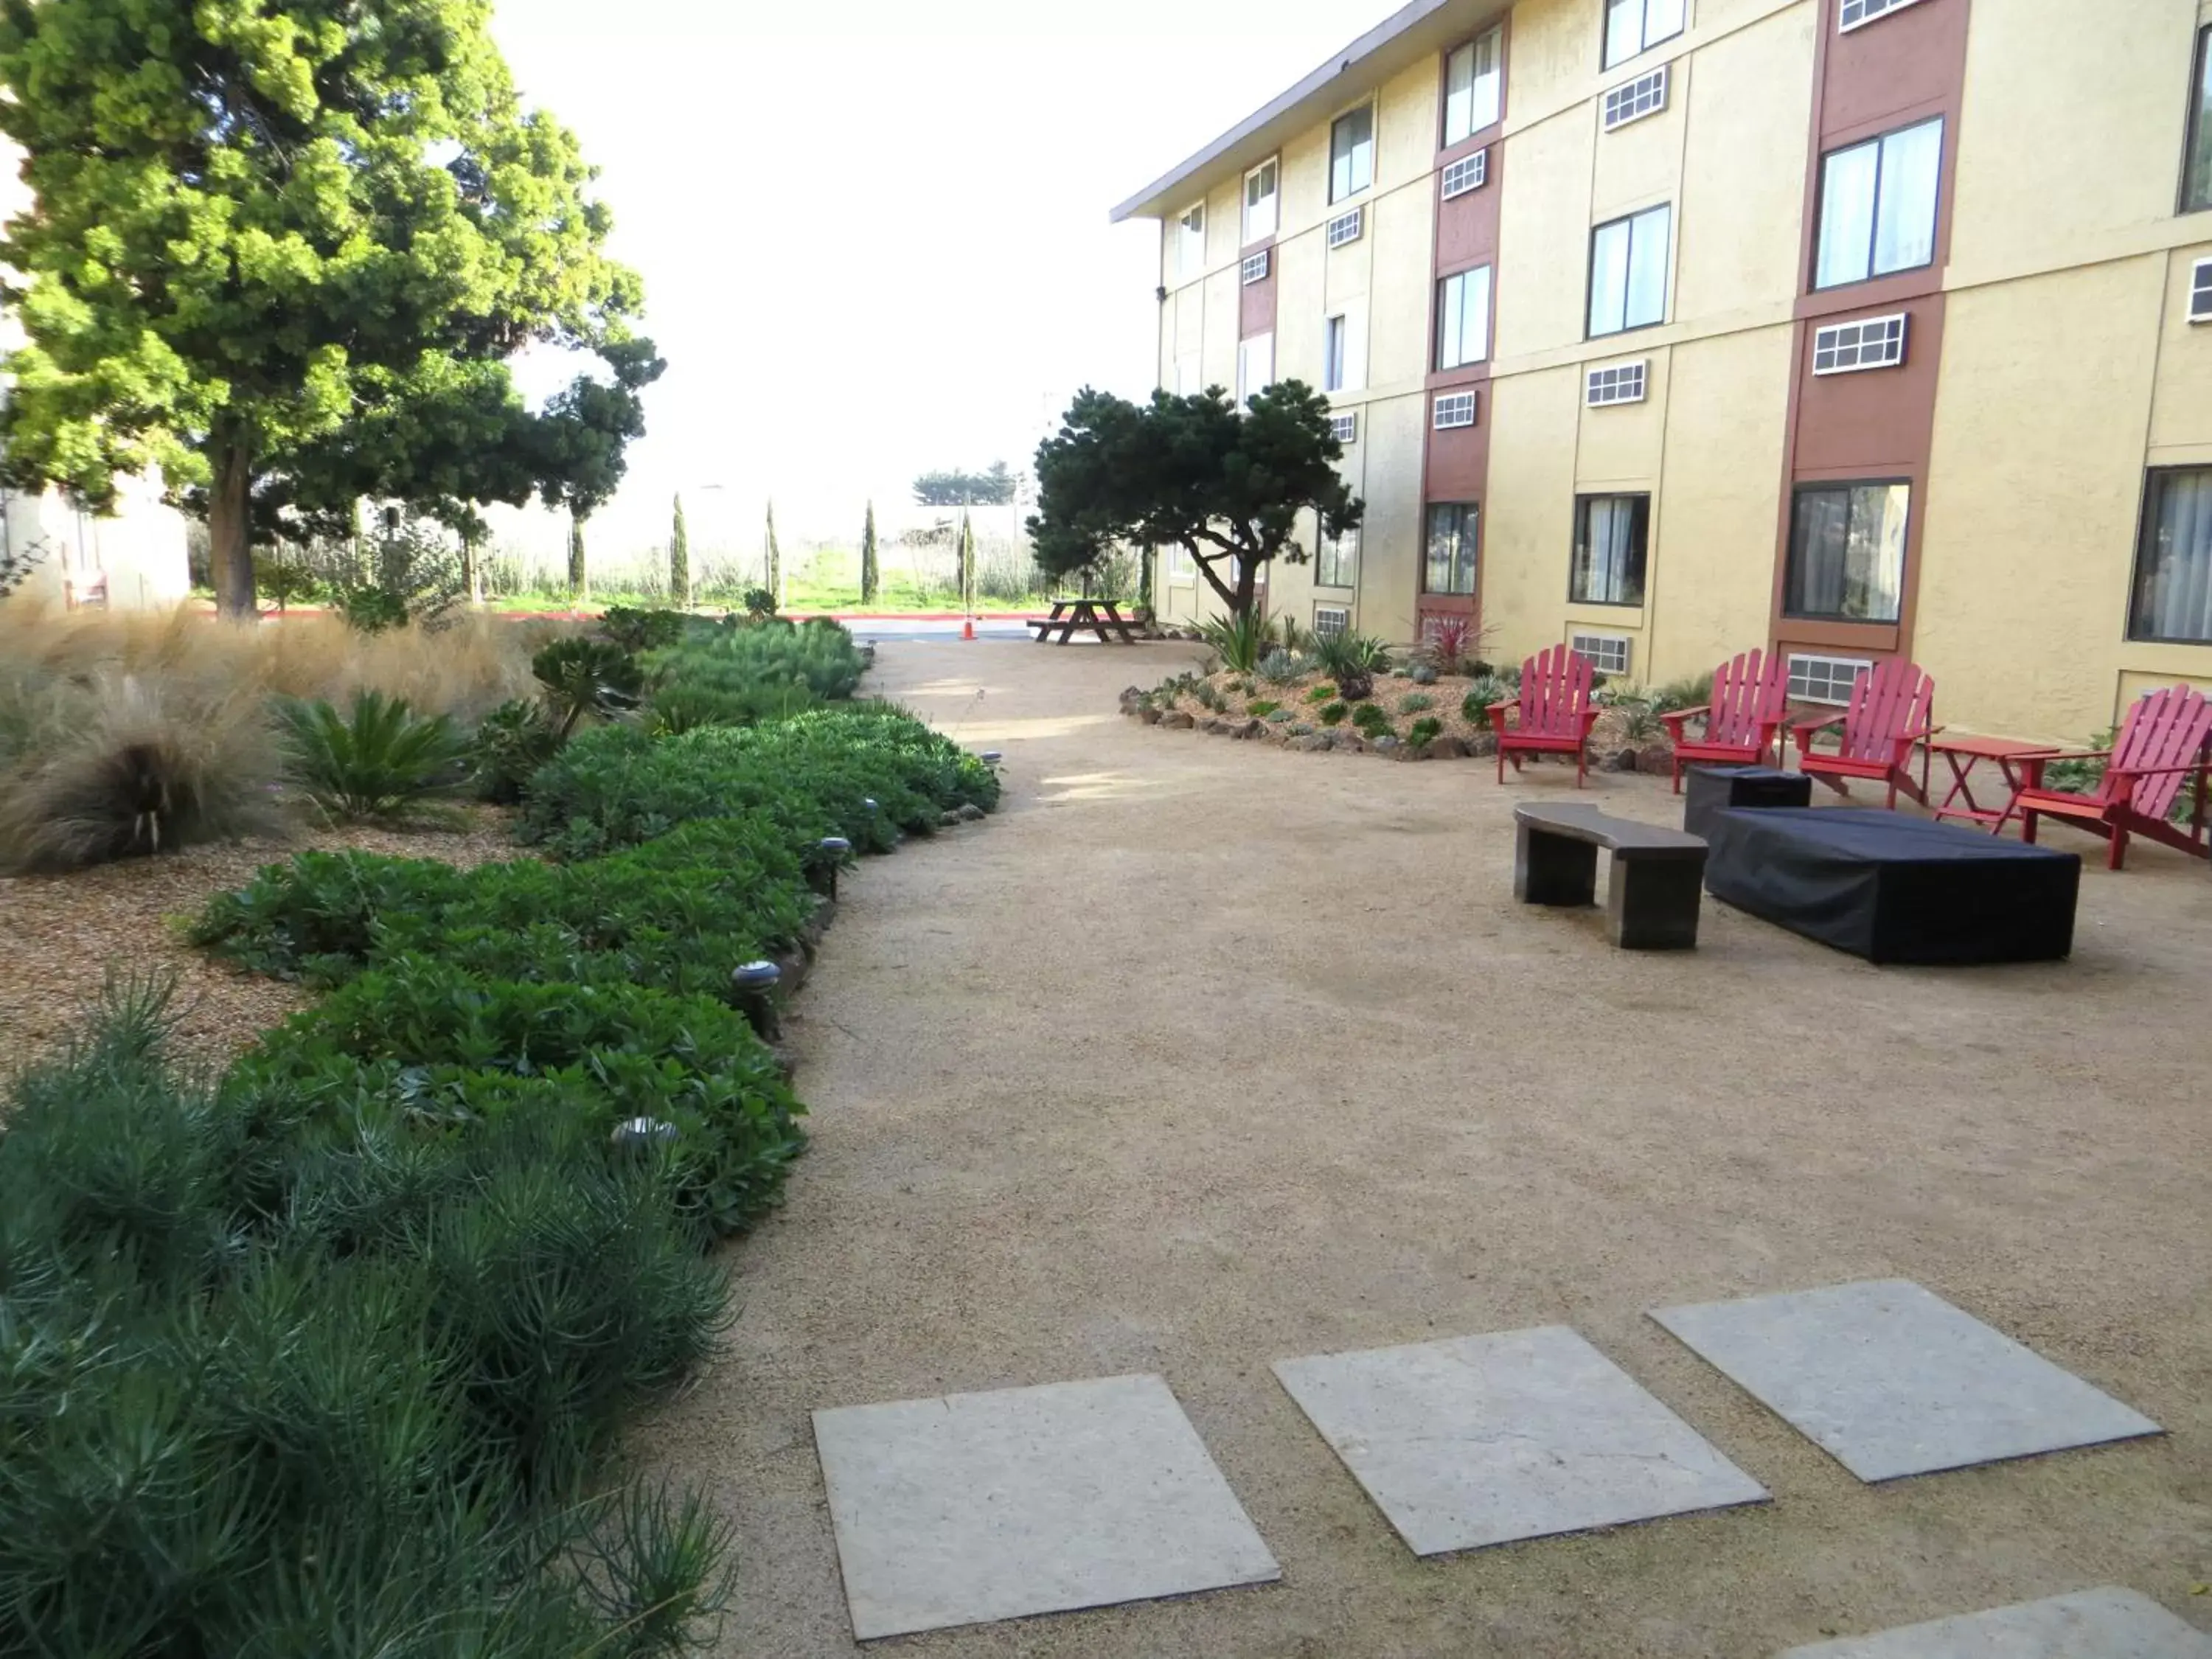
0,0,655,616
668,491,689,608
1029,381,1362,620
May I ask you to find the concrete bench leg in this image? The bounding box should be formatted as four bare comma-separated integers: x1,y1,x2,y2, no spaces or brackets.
1515,825,1599,907
1607,855,1705,950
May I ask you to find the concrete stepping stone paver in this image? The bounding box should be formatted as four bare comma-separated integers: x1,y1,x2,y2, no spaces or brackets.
1778,1586,2212,1657
1271,1325,1768,1557
811,1372,1279,1641
1651,1279,2161,1483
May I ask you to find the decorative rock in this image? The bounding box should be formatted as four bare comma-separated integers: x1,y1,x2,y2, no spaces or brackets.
1119,686,1147,713
939,809,961,827
1425,734,1468,759
1391,740,1423,761
1371,735,1401,754
1288,722,1315,737
957,802,986,822
1139,706,1163,725
1293,734,1332,752
1161,712,1196,729
1638,742,1674,775
1235,720,1266,740
1467,731,1498,757
1409,665,1439,686
1604,748,1638,773
1336,734,1365,754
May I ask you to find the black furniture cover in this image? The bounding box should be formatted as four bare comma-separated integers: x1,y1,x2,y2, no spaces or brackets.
1683,765,1813,843
1705,807,2080,964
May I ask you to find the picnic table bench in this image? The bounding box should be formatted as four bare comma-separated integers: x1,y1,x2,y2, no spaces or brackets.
1513,803,1708,950
1028,597,1141,644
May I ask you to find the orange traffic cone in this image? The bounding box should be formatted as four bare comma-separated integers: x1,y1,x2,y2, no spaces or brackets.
961,616,975,641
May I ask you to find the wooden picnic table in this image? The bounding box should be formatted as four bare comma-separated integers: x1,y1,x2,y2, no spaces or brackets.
1028,597,1140,645
1929,734,2062,833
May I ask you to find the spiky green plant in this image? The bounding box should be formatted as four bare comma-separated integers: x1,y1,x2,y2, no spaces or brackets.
1196,610,1275,674
281,689,467,822
532,638,646,740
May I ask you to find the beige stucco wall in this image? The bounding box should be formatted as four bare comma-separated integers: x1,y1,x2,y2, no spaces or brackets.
1495,108,1596,359
1357,392,1430,643
1483,364,1583,664
1672,4,1812,322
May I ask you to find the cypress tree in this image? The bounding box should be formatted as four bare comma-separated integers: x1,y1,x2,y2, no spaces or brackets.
860,501,880,605
568,514,588,605
765,500,782,602
959,512,977,613
669,493,690,608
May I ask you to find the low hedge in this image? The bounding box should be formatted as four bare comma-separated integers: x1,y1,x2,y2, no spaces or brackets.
643,616,866,731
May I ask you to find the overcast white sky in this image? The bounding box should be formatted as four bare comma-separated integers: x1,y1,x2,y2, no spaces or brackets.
487,0,1367,556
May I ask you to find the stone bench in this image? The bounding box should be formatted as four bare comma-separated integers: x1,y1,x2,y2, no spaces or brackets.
1513,804,1709,950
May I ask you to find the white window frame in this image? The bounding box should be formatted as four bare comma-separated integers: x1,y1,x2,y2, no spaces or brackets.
1839,0,1927,30
1585,361,1649,406
1175,202,1206,279
1587,204,1672,338
1240,249,1270,285
1812,312,1909,374
1436,265,1492,371
1169,543,1197,582
1324,315,1349,392
1328,411,1359,444
1242,156,1279,243
1317,524,1359,590
1601,65,1669,131
1326,206,1364,248
2189,257,2212,324
1312,603,1352,637
1604,0,1686,70
1441,148,1488,200
1571,633,1632,677
1237,332,1275,403
1443,25,1505,146
1787,653,1874,705
1813,117,1944,291
1433,391,1478,430
1329,102,1376,204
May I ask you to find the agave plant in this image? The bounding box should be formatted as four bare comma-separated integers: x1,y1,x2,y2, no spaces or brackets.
1194,610,1274,675
1309,629,1391,702
282,689,468,821
533,638,647,740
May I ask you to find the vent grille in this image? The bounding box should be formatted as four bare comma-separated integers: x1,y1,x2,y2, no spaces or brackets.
1433,391,1478,430
1601,66,1669,131
1313,605,1350,638
1787,653,1872,705
1329,411,1358,443
1441,148,1488,199
2191,258,2212,324
1326,207,1364,248
1585,361,1649,406
1840,0,1925,29
1240,250,1270,285
1812,312,1908,374
1570,633,1632,677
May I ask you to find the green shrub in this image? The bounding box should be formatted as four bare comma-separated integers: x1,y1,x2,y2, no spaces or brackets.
1409,716,1444,746
470,696,564,804
334,582,410,633
641,617,865,732
742,586,778,619
1266,708,1294,724
598,605,688,653
532,637,647,740
1399,692,1435,714
1318,702,1347,726
1256,648,1307,685
1245,699,1280,717
1304,684,1338,703
1352,703,1393,736
1648,673,1711,714
281,689,469,821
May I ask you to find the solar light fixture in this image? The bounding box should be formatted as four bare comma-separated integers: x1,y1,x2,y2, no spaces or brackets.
979,751,1004,766
809,835,853,900
731,959,782,1039
611,1116,679,1148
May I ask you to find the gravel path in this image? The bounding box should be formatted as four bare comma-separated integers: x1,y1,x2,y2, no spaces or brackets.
648,639,2212,1658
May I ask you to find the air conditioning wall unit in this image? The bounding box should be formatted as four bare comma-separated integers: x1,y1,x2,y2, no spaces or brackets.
1571,632,1632,677
1787,653,1873,705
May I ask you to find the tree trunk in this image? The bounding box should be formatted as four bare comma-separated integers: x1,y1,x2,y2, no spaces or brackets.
208,437,257,619
463,534,483,606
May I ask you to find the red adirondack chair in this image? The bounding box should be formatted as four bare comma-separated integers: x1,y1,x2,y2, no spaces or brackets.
1790,659,1938,808
2012,684,2212,869
1660,649,1790,793
1489,645,1601,787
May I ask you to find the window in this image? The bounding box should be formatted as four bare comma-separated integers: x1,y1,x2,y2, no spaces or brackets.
1601,66,1669,131
1325,316,1349,392
1433,391,1478,429
1313,604,1351,638
1571,633,1632,676
1787,653,1873,704
1237,332,1274,403
1585,361,1648,406
1242,157,1278,243
1169,543,1196,582
2193,257,2212,324
1425,503,1478,594
1442,149,1488,198
1326,206,1364,248
1436,265,1492,370
1812,312,1908,374
1330,105,1374,203
1814,118,1943,289
1785,481,1910,622
1444,26,1504,145
1572,495,1649,605
2185,27,2212,213
1328,411,1358,444
1604,0,1685,69
1177,203,1206,277
1318,525,1358,588
2130,467,2212,642
1840,0,1927,29
1240,249,1270,285
1587,205,1672,337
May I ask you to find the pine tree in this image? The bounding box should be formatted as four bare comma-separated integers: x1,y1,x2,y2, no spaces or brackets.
669,494,691,609
860,501,880,605
959,512,977,613
568,515,588,606
765,501,782,603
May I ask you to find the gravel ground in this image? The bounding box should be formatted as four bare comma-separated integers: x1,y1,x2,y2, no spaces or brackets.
636,639,2200,1656
0,807,523,1074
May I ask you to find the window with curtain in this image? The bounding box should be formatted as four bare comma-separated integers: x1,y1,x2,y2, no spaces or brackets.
1784,482,1910,622
1814,119,1943,289
2130,468,2212,642
1587,205,1671,337
1436,266,1492,369
1572,495,1649,605
2185,27,2212,212
1604,0,1685,69
1318,524,1359,589
1330,106,1374,203
1425,503,1478,594
1444,27,1504,145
